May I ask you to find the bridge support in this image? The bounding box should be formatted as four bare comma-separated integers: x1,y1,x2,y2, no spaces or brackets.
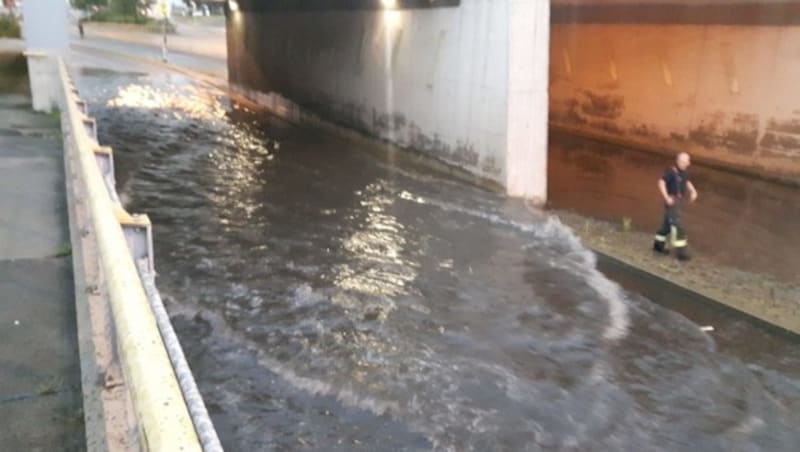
226,0,550,202
506,0,550,203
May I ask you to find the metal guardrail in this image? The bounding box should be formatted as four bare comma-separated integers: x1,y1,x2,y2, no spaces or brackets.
56,57,222,451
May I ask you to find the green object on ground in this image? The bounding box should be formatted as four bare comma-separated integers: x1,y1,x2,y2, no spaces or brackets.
54,243,72,258
621,216,633,232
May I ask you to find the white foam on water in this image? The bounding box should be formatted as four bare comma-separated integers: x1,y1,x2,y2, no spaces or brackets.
171,303,413,426
174,302,520,450
731,415,766,435
255,354,402,417
196,257,215,270
291,283,325,308
415,195,631,342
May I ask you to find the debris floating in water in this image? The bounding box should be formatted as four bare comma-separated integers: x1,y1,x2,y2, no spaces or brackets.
700,325,715,332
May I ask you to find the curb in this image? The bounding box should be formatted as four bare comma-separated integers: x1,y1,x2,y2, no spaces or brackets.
595,251,800,339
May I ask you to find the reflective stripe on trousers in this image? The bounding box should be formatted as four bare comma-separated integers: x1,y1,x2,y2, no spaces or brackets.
655,203,688,248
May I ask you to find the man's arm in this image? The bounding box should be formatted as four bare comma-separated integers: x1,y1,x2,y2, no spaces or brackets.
658,179,673,205
687,181,698,202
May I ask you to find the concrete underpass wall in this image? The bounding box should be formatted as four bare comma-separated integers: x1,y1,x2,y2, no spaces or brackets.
550,22,800,181
227,2,526,191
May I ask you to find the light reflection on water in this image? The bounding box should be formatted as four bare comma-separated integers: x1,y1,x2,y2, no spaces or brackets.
335,183,417,299
77,67,800,451
107,82,227,120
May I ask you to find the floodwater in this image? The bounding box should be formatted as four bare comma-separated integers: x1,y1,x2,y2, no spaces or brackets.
74,59,800,451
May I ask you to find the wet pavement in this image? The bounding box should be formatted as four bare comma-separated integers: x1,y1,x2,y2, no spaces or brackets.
72,32,227,80
0,61,84,451
72,52,800,451
548,130,800,283
82,19,227,61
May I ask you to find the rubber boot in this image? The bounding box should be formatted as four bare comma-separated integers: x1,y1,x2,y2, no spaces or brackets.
653,240,669,255
675,247,691,261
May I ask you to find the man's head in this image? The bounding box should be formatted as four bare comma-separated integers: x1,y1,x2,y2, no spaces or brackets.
676,152,691,171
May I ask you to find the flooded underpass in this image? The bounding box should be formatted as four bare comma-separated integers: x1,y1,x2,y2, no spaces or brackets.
73,56,800,451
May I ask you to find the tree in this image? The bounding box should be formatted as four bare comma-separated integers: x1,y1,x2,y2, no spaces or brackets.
110,0,150,18
72,0,108,10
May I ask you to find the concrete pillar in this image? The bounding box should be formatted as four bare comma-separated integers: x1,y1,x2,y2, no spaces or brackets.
22,0,69,112
22,53,59,112
505,0,550,203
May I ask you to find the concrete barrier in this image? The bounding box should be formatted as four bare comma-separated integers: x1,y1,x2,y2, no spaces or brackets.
55,57,221,451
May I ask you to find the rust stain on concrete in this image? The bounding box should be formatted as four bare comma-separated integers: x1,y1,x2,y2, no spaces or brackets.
580,90,625,119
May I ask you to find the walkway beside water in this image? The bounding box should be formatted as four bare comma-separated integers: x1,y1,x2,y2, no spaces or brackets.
0,59,84,450
548,130,800,334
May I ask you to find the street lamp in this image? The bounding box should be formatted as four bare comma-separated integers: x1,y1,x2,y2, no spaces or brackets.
158,0,170,62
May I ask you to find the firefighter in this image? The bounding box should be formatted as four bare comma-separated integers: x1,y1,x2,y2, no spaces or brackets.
653,152,698,260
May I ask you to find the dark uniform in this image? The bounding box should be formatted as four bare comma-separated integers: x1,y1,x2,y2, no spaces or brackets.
653,166,690,260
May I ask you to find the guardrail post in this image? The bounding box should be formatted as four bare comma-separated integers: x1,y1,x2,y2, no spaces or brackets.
76,100,88,115
116,210,155,275
93,146,116,188
82,117,98,141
